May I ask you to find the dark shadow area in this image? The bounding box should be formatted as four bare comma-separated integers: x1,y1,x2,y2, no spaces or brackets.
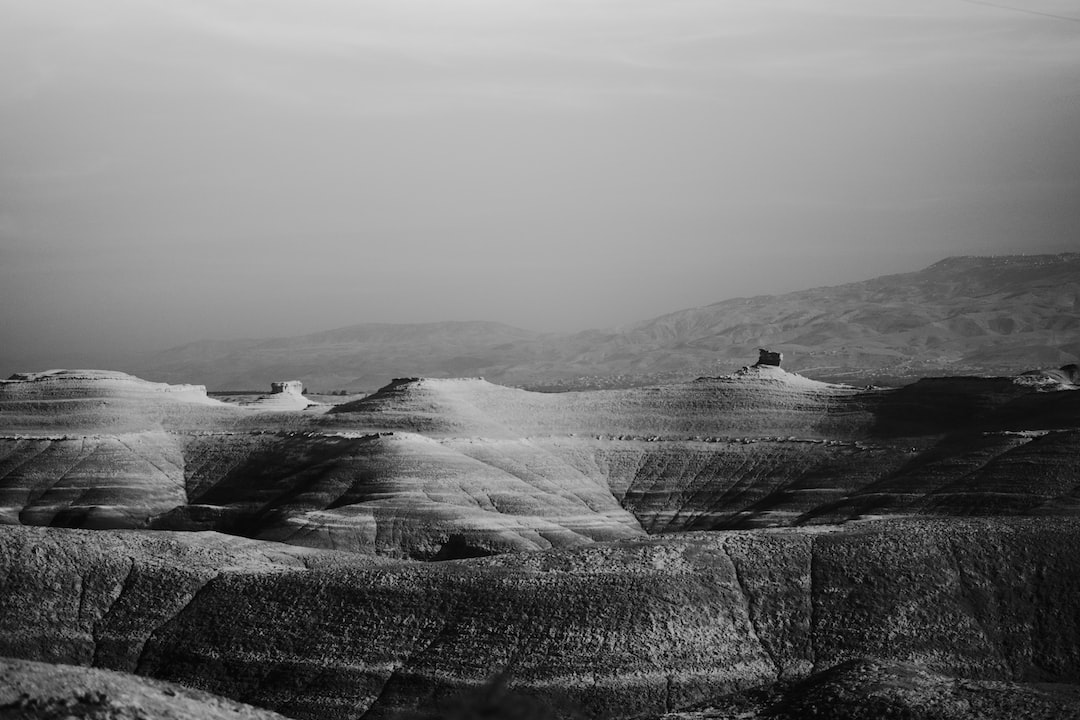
864,377,1034,438
393,673,586,720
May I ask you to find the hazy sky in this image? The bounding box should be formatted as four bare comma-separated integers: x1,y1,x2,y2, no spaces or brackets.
2,0,1079,371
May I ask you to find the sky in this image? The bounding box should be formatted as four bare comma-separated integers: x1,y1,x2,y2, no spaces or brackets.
2,0,1079,372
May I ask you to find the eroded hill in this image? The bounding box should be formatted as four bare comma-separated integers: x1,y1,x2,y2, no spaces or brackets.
661,658,1080,720
1,367,1078,559
1,520,1078,719
2,367,1079,718
0,657,293,720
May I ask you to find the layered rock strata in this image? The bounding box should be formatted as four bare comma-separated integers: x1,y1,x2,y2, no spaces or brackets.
661,658,1080,720
0,519,1077,719
0,656,292,720
1,370,1078,556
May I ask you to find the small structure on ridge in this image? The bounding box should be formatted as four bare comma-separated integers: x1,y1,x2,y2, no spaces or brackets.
754,349,783,367
270,380,304,395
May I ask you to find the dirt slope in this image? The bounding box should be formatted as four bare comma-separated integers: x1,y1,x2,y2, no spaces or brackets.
0,656,291,720
661,658,1080,720
0,520,1078,719
2,368,1079,558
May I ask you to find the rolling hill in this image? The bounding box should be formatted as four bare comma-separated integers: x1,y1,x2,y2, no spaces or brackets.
3,365,1078,559
2,519,1080,719
132,254,1080,391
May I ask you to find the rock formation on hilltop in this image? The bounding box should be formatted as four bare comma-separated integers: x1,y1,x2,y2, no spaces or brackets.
240,380,315,411
755,349,783,367
1016,363,1080,390
270,380,304,395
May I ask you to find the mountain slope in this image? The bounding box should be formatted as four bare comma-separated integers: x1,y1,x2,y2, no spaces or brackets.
133,254,1080,391
137,321,546,392
597,253,1080,382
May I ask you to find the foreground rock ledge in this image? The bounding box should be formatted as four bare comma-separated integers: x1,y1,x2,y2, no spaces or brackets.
0,518,1078,719
0,656,291,720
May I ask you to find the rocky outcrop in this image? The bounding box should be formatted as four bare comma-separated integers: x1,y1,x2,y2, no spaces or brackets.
755,349,783,367
1016,363,1080,390
0,432,186,528
0,657,292,720
238,380,316,412
270,381,304,395
1,519,1079,719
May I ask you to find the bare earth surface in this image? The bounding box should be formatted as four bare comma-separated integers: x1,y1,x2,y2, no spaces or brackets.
1,520,1079,718
0,657,290,720
0,365,1079,718
660,658,1080,720
2,366,1077,558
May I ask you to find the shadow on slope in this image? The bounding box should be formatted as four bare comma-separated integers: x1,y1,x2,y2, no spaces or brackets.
667,658,1080,720
2,519,1080,719
866,376,1080,437
0,656,292,720
803,376,1080,523
155,431,643,559
4,368,1080,556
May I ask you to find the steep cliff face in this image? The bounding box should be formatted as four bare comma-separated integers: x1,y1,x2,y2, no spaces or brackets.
1,520,1077,719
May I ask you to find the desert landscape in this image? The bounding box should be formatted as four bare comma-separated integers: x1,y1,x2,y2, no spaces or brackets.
139,254,1080,393
1,255,1079,719
4,0,1079,717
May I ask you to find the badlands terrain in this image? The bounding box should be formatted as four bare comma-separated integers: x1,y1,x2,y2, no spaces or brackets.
1,353,1079,719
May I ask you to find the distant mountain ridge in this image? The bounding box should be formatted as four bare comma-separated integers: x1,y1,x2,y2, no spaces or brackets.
137,254,1080,391
141,321,546,391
